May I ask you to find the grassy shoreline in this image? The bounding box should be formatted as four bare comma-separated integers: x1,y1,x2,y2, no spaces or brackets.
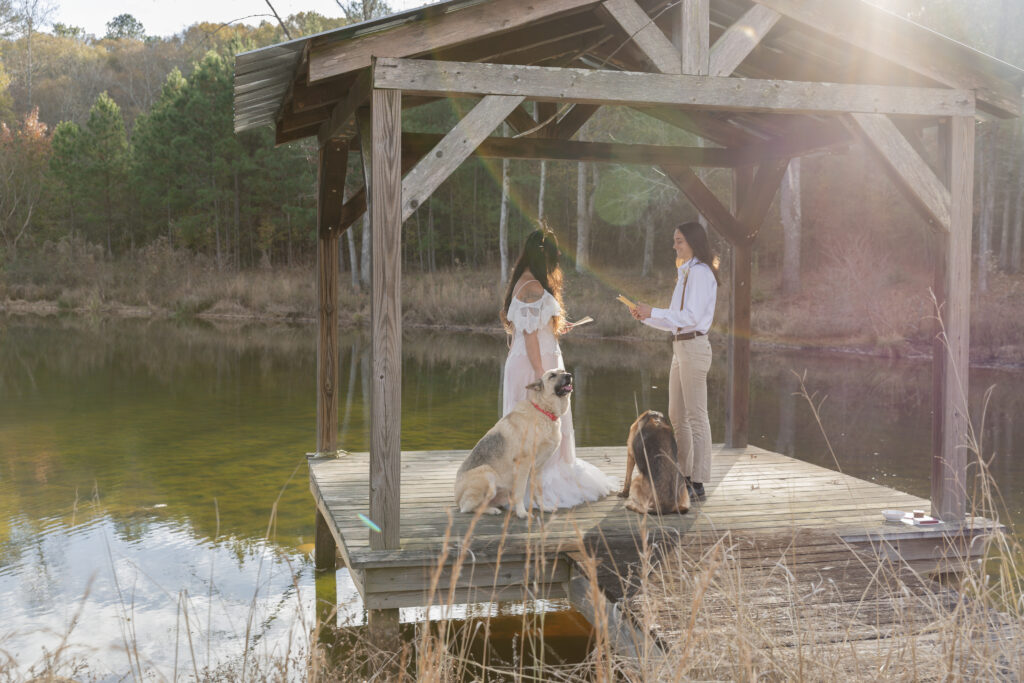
3,241,1024,367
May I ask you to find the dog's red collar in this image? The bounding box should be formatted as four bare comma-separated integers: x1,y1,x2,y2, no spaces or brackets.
531,401,559,422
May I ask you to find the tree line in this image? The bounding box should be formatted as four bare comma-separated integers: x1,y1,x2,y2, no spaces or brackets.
1,0,1023,291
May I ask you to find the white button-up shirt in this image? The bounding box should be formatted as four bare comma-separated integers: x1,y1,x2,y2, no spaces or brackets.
642,258,717,335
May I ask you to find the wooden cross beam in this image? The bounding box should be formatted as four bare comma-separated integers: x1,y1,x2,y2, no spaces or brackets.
636,107,761,148
846,112,951,232
600,0,680,74
373,58,975,117
660,164,745,244
402,132,749,166
708,4,781,77
400,94,524,222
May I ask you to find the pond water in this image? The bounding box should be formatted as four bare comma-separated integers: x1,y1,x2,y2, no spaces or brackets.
2,316,1022,679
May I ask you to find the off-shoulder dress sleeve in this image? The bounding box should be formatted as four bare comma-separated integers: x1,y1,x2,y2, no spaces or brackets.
508,293,560,334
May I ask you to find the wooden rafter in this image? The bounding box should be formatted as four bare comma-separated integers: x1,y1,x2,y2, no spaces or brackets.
308,0,599,82
708,4,781,77
600,0,680,74
847,112,951,232
373,59,976,117
401,94,525,222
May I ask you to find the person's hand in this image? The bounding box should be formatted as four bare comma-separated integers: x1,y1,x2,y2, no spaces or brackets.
633,303,653,320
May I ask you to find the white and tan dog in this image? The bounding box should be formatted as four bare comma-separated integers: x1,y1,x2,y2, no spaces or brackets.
454,369,574,518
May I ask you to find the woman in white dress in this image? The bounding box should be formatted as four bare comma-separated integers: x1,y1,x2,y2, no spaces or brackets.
500,227,617,510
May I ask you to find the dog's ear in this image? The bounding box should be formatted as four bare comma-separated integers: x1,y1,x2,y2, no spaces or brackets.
524,378,543,392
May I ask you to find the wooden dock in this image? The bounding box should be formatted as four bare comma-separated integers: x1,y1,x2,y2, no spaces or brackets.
310,445,998,611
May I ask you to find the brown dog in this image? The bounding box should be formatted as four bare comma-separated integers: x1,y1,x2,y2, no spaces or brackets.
618,410,689,515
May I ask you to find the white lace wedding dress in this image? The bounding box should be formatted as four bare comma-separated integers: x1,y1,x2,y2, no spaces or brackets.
503,287,618,509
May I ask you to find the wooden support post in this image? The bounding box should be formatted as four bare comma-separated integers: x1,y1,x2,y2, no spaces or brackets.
367,86,403,651
932,116,974,522
932,118,950,520
316,140,348,455
847,113,951,232
314,507,337,570
727,166,754,449
369,87,402,551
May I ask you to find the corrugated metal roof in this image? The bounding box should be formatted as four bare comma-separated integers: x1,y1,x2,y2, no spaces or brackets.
233,0,489,133
234,0,1024,135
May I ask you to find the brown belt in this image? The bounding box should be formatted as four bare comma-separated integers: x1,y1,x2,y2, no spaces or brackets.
672,331,705,341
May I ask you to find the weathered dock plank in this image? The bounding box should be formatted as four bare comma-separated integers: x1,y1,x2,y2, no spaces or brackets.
309,444,999,612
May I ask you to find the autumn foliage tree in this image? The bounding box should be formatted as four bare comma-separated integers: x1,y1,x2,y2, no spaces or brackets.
0,106,50,260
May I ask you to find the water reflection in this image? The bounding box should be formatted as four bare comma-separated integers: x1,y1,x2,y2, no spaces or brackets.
1,315,1023,677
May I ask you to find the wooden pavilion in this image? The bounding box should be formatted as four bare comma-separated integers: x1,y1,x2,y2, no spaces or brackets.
234,0,1023,642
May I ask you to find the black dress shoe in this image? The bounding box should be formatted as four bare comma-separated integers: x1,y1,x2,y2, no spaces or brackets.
687,480,706,501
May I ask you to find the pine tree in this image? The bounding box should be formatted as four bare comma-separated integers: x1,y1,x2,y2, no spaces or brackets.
79,92,129,255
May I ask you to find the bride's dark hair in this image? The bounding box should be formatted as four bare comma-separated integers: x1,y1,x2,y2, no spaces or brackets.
501,225,565,335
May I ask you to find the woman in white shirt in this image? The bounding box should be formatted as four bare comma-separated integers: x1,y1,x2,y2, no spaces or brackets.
630,222,720,500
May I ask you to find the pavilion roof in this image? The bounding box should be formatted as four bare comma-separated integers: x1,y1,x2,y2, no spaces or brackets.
234,0,1024,142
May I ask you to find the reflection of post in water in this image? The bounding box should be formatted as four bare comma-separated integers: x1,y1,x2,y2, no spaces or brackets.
341,336,361,439
776,370,798,457
314,567,339,660
573,364,585,438
640,367,651,414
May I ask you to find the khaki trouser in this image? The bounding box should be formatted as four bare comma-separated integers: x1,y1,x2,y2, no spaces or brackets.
668,335,713,484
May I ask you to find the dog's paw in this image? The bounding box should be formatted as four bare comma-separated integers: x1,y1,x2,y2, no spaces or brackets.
616,489,629,498
515,506,529,519
542,505,557,514
485,507,503,515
